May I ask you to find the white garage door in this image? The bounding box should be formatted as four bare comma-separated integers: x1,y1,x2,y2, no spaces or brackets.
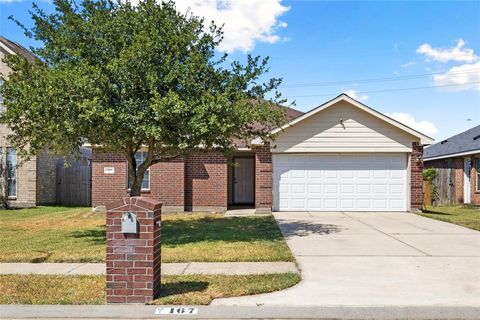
273,154,407,211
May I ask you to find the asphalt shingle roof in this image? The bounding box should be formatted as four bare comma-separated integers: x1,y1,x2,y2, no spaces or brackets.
424,125,480,160
0,36,37,63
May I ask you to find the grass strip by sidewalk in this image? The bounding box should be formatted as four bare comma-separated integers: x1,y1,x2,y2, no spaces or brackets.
419,205,480,231
0,206,293,263
0,273,301,305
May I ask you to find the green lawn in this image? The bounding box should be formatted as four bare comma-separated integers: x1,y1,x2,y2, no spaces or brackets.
0,206,293,263
0,273,301,305
419,205,480,231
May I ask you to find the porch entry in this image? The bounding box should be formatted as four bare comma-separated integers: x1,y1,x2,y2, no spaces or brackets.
232,157,255,205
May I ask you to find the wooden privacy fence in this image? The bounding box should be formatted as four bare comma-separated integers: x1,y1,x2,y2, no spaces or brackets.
56,163,91,206
423,167,456,206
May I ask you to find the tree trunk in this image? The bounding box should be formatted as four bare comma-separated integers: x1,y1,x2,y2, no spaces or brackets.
125,140,154,197
127,164,144,197
125,148,152,197
129,177,142,196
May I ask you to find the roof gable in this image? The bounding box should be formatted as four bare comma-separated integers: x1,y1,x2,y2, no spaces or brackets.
253,94,434,145
424,125,480,160
0,36,37,63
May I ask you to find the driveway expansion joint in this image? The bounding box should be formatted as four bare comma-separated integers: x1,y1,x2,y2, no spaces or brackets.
340,212,432,257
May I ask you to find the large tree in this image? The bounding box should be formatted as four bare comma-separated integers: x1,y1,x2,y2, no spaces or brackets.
1,0,286,196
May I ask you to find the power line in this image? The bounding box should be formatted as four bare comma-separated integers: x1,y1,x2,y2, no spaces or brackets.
280,69,480,88
285,81,480,98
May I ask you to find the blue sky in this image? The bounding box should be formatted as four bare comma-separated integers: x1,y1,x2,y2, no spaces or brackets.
1,0,479,141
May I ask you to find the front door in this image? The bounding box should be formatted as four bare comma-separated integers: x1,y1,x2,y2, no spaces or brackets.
234,157,255,204
464,157,471,204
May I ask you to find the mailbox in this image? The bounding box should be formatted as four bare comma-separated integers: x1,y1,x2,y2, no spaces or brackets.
121,212,138,234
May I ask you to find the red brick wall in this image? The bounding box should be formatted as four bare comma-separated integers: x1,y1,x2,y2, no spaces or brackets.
411,142,424,210
92,151,184,208
105,197,161,303
92,152,129,207
149,158,184,208
93,150,228,211
184,153,228,210
254,145,272,211
453,157,464,203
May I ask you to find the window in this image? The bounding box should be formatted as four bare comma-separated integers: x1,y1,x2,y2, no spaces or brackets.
477,159,480,192
0,147,17,198
6,148,17,197
127,151,150,190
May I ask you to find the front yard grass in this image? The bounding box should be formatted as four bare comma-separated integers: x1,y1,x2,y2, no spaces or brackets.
419,205,480,231
0,273,301,305
0,206,293,263
0,206,105,263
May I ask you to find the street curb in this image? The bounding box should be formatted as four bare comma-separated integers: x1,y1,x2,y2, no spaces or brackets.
1,305,480,319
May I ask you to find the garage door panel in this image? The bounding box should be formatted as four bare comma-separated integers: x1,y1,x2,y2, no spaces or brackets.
341,184,355,193
356,199,371,209
273,154,407,211
307,184,322,193
291,184,305,193
357,184,371,193
390,184,404,194
357,171,371,179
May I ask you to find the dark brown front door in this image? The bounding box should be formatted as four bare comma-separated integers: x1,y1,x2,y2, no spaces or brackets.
233,157,255,204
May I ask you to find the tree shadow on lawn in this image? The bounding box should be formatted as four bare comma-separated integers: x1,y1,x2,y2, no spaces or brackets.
162,216,285,246
421,209,454,216
69,229,106,245
158,281,209,298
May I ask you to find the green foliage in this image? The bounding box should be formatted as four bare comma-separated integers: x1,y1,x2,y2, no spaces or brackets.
422,168,439,204
422,168,438,182
1,0,287,195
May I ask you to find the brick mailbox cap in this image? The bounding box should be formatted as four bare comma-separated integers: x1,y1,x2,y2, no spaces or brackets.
106,197,162,212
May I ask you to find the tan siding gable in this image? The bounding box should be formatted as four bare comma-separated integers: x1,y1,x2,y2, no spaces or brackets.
273,101,420,153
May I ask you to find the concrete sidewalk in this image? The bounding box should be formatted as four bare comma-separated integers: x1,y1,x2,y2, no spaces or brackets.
1,305,479,319
0,262,298,276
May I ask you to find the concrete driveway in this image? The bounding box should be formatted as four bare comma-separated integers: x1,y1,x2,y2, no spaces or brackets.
213,211,480,307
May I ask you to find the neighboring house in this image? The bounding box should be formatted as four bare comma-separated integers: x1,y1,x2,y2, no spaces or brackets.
424,126,480,205
92,94,433,212
0,36,91,207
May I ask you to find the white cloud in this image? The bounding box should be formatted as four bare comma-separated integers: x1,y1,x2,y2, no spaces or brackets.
343,89,368,102
432,61,480,91
385,112,438,137
416,39,479,63
128,0,289,53
401,61,416,68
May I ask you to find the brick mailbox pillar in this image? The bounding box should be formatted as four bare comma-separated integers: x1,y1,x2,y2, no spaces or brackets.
106,197,162,303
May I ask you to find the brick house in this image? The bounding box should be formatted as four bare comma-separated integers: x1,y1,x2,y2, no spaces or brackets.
424,125,480,205
93,94,433,212
0,36,91,207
